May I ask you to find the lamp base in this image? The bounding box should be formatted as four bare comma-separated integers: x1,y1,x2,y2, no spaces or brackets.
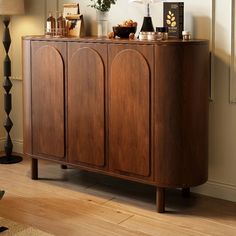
0,155,22,164
141,16,154,32
0,226,8,233
1,17,22,166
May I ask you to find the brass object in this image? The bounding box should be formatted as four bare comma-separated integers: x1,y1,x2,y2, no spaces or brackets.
129,33,135,39
107,31,115,39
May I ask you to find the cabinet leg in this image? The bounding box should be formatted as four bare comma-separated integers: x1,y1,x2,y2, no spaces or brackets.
61,165,68,169
31,158,38,180
182,187,190,197
156,187,165,213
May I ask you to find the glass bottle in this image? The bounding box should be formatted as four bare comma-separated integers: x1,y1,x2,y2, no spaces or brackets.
57,12,66,37
46,12,56,36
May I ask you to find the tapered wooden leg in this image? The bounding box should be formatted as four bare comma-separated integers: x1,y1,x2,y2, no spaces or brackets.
61,165,68,169
157,187,165,213
182,187,190,197
31,158,38,180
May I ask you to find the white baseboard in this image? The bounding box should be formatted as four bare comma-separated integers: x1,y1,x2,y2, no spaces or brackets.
12,139,23,154
192,180,236,203
0,137,23,154
0,137,235,203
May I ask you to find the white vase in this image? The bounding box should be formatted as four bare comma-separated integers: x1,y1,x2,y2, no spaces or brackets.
96,10,109,37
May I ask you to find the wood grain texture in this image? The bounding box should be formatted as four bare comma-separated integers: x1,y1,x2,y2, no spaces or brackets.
22,39,32,155
108,46,153,177
31,42,66,160
0,157,235,236
155,43,209,187
68,44,106,167
22,36,208,46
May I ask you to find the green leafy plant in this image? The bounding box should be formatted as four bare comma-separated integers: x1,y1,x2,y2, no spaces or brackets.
89,0,117,12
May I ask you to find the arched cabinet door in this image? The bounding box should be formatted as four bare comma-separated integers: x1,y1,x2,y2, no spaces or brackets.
108,46,153,178
67,44,106,167
31,42,66,160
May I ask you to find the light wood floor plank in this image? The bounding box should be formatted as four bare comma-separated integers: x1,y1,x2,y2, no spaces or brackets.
120,215,210,236
0,156,235,236
104,195,236,236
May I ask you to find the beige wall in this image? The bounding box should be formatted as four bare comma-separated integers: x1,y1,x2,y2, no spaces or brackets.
0,0,46,152
0,0,235,202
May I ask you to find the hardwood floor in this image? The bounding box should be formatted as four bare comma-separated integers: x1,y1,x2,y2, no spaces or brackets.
0,156,235,236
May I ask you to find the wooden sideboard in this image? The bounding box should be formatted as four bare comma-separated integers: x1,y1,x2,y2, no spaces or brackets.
22,36,209,213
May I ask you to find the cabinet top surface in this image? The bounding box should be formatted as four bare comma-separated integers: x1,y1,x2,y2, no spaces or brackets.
22,35,208,45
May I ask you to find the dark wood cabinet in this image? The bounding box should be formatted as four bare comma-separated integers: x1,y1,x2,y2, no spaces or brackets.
23,37,209,213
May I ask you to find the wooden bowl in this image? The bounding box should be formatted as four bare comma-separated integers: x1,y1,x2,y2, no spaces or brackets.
112,26,137,38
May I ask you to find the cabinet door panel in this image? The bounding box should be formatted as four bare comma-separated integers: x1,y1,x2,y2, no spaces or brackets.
32,43,65,159
109,47,151,177
68,45,105,167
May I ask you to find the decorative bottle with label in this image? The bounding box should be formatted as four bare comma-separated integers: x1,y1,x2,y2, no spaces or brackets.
57,12,66,37
46,12,56,36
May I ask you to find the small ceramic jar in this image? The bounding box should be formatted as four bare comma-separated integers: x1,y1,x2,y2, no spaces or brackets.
156,27,168,40
147,32,157,41
139,31,148,40
157,32,163,40
163,32,168,40
182,31,191,40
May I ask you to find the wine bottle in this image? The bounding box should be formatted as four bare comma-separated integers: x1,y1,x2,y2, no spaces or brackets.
57,12,66,36
46,12,56,36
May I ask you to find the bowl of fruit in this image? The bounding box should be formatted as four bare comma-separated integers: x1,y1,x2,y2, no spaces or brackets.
113,20,137,38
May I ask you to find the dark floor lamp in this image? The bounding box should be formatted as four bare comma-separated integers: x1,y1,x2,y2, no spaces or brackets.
129,0,162,32
0,0,25,164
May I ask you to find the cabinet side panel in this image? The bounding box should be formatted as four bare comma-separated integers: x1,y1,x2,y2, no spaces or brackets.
155,43,209,187
68,46,105,167
109,48,150,177
31,43,65,159
22,39,32,155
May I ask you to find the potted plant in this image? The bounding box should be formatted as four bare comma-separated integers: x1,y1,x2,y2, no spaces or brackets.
89,0,117,12
89,0,117,36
